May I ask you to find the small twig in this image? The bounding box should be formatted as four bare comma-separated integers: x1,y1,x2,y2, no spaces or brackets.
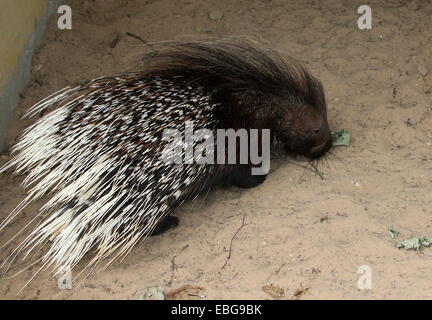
309,161,324,180
109,33,121,49
168,244,188,286
221,214,247,270
321,26,337,48
265,262,286,282
286,159,323,179
188,293,206,298
168,255,178,287
126,32,155,51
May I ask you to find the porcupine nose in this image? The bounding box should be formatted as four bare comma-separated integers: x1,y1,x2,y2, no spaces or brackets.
310,131,332,158
308,123,332,158
312,127,321,135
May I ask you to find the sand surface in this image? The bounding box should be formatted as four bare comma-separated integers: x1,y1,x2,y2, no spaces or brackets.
1,0,432,299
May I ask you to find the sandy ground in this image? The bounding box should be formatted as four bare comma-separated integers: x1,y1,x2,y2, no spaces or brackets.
1,0,432,300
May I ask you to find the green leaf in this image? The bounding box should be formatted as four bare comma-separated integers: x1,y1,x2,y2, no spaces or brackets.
141,51,158,65
397,237,422,250
140,286,165,300
421,237,432,247
77,79,90,85
331,129,350,147
388,228,399,239
389,228,432,250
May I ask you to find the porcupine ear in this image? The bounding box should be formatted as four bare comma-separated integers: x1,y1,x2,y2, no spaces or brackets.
144,38,324,105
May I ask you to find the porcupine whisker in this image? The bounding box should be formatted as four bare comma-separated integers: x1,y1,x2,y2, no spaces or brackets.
326,149,343,163
322,153,334,170
313,158,322,173
304,159,324,180
284,159,316,177
312,160,325,179
303,161,314,176
321,158,329,174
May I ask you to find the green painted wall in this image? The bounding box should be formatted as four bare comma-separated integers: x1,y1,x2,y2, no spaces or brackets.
0,0,63,152
0,0,48,90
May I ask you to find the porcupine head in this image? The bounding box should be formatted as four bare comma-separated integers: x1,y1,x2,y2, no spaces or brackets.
0,39,332,281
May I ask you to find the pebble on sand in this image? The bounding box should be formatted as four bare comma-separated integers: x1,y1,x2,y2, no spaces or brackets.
209,10,223,20
417,63,428,77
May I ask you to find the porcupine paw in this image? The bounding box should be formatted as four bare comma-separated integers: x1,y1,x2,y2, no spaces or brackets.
150,216,180,236
230,165,267,189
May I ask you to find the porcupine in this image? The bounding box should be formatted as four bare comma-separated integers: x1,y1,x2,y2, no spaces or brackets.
0,39,332,277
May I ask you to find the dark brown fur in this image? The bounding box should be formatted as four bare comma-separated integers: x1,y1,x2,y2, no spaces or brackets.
146,38,332,160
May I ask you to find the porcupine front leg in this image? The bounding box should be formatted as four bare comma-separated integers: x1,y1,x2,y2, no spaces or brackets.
150,166,268,237
230,165,267,189
149,216,180,236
